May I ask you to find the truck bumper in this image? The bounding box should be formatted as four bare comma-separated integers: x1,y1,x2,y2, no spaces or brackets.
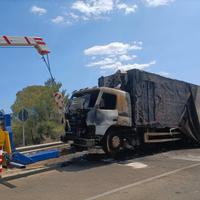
61,133,96,148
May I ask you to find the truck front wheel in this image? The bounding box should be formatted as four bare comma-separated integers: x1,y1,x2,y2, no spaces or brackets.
102,131,124,157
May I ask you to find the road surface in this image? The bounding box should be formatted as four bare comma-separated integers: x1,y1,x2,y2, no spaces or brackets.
1,144,200,200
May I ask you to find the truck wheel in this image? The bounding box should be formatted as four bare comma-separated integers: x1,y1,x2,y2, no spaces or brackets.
102,131,124,157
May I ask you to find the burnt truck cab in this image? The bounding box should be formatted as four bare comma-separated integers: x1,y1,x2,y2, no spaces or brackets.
62,87,132,152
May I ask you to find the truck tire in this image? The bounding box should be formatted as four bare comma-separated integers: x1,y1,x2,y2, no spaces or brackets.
102,131,124,157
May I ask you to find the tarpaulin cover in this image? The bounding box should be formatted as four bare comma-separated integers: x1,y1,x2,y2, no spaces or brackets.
98,69,200,142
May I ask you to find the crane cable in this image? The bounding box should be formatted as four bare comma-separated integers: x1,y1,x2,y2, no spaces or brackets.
0,46,55,83
41,54,55,84
41,54,65,115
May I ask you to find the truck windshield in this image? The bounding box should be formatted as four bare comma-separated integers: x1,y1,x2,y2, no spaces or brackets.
69,90,99,110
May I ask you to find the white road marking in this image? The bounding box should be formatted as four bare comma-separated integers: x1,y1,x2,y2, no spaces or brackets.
102,159,148,169
84,162,200,200
171,155,200,162
119,162,148,169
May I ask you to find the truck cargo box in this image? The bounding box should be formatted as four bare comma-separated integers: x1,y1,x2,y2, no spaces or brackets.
98,69,200,142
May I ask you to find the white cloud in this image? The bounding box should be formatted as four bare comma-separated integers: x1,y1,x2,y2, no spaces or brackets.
52,16,65,24
71,0,138,16
143,0,174,7
84,41,156,72
87,57,117,67
159,71,170,77
119,54,137,61
98,60,156,70
69,0,138,23
116,3,138,14
116,60,156,71
84,42,142,56
72,0,114,16
69,12,80,21
30,6,47,16
51,1,139,25
32,0,175,25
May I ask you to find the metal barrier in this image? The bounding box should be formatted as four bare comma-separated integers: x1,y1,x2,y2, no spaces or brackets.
16,141,64,152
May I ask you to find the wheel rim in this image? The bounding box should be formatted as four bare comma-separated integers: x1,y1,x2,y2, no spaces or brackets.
111,135,121,149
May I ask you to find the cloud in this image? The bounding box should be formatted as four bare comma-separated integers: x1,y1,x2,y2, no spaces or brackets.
51,0,175,24
116,3,138,14
69,12,80,21
84,42,142,56
87,57,117,67
143,0,174,7
51,16,65,24
66,0,138,24
30,6,47,16
84,41,156,72
71,0,138,16
159,71,170,77
72,0,114,16
93,60,156,70
87,59,156,71
119,54,137,61
114,60,156,71
31,0,175,25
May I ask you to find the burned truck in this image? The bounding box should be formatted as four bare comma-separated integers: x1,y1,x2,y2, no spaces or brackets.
62,69,200,155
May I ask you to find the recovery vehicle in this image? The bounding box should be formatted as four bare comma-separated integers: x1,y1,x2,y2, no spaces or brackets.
0,35,64,170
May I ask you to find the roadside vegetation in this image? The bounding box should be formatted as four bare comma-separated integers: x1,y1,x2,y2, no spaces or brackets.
11,79,67,147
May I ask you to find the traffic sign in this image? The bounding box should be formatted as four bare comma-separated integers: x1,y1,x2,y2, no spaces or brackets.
18,108,29,122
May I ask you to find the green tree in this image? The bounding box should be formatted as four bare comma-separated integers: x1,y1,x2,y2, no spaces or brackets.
11,79,67,146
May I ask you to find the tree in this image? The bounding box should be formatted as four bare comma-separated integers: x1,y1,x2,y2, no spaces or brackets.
11,79,67,146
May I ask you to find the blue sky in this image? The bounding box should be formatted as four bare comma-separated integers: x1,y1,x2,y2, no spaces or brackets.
0,0,200,113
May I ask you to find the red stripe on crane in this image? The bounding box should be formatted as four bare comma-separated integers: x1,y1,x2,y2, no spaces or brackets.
36,41,46,45
40,50,50,55
3,36,11,44
34,37,43,41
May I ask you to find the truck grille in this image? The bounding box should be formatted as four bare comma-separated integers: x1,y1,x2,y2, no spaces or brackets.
65,110,95,139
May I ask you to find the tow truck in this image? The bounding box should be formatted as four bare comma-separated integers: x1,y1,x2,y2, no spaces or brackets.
0,35,66,174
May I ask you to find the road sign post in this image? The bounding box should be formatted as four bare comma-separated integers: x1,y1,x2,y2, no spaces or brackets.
22,123,25,146
18,108,29,146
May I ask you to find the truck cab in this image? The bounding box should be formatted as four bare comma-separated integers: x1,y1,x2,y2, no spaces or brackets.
62,87,132,154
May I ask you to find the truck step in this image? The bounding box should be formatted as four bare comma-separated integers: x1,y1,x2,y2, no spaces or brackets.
144,132,182,143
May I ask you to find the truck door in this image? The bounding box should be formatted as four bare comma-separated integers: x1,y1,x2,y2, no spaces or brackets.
116,93,132,127
95,92,118,136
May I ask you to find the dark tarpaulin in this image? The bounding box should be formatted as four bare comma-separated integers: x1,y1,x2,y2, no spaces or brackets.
98,69,200,142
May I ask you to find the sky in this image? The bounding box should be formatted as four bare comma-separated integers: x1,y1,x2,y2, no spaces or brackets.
0,0,200,113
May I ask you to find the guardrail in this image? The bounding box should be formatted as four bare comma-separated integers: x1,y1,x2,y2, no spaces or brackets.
16,141,66,153
0,142,71,178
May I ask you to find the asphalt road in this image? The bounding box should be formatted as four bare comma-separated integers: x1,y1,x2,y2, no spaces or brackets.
1,144,200,200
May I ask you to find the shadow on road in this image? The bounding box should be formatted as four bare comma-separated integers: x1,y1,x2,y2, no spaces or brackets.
1,141,200,186
56,141,200,172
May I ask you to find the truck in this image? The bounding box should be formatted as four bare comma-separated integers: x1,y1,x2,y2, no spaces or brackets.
61,69,200,156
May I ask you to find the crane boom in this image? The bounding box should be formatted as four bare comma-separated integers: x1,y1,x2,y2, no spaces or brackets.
0,36,50,55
